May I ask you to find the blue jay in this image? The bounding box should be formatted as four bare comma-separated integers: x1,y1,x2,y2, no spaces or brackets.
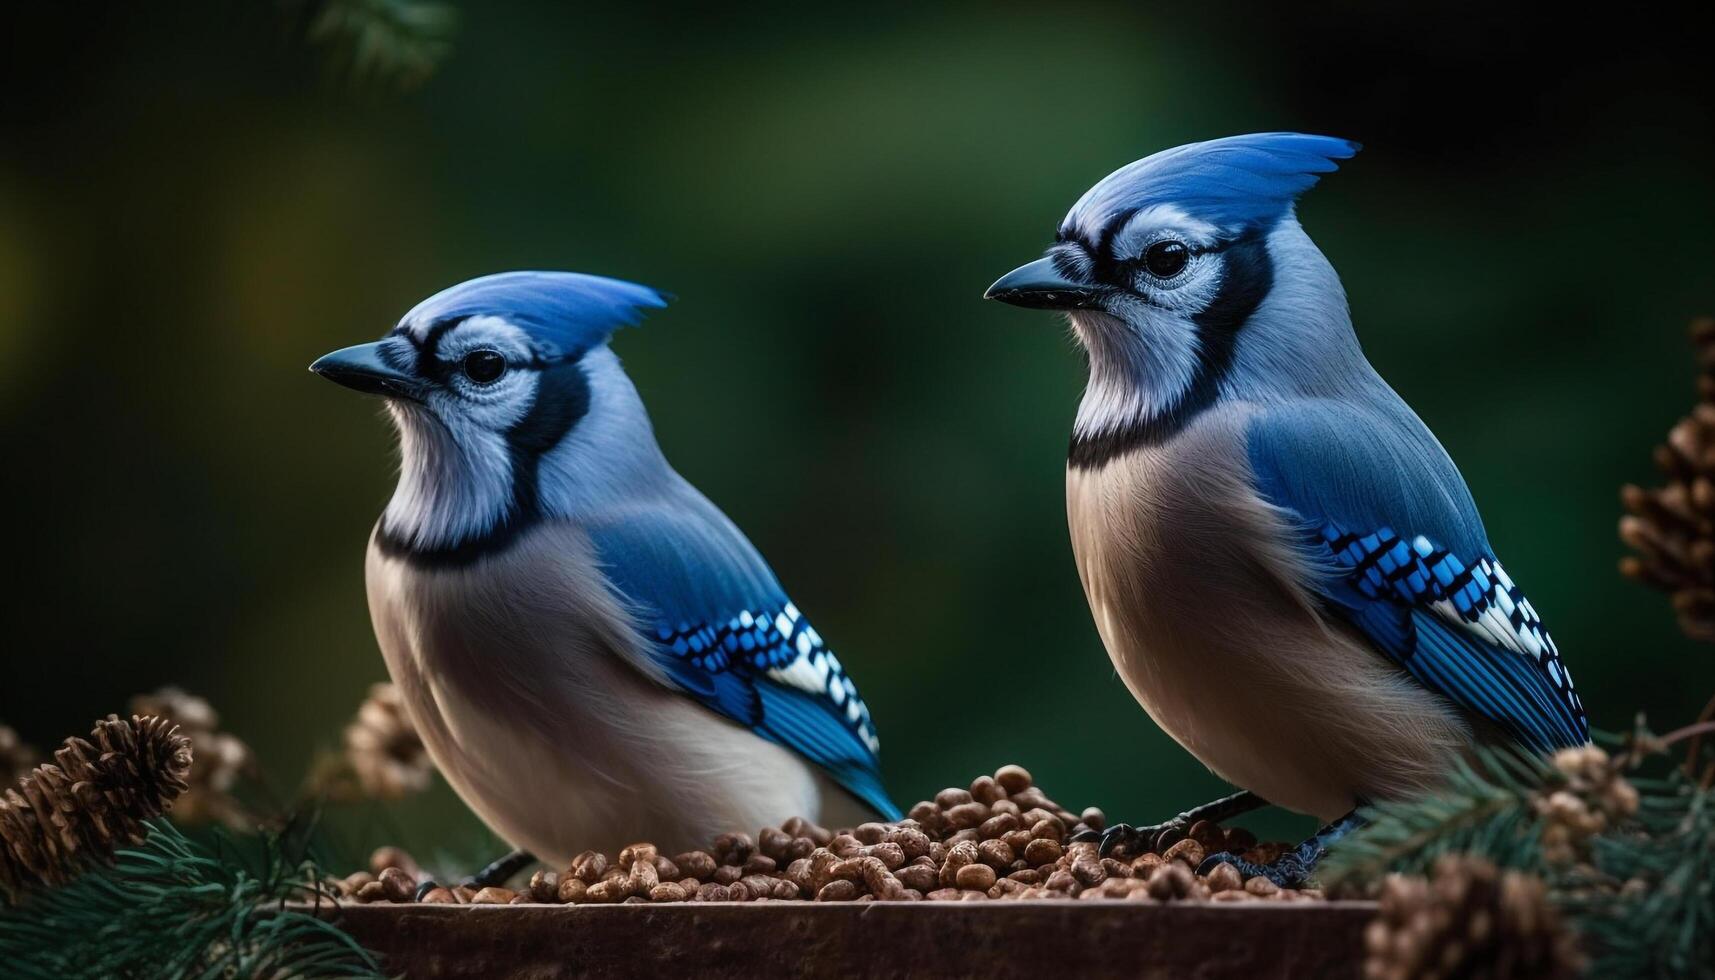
311,272,899,883
985,134,1588,885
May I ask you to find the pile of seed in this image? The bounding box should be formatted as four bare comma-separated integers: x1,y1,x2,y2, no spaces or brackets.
332,766,1323,905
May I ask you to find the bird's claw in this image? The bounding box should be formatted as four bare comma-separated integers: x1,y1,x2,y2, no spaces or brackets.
413,878,441,901
1070,820,1189,858
1197,851,1312,889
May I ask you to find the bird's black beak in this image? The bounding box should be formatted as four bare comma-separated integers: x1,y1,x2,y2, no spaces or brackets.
309,342,425,400
984,257,1111,310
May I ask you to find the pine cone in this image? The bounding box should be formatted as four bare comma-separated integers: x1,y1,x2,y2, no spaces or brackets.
0,724,39,787
344,683,432,800
1364,855,1581,980
128,687,254,829
1534,744,1639,866
0,714,193,903
1620,317,1715,642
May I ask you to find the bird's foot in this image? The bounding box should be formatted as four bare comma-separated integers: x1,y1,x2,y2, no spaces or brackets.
1196,809,1363,889
1069,819,1189,858
410,848,536,901
1197,850,1313,888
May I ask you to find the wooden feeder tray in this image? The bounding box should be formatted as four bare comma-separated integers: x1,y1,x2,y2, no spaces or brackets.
323,898,1379,978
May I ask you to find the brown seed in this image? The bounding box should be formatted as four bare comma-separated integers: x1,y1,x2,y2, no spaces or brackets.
1080,807,1107,832
978,812,1020,840
994,764,1033,794
695,882,730,902
570,850,608,883
627,857,659,895
713,865,742,885
618,842,658,868
1008,869,1042,885
785,837,815,861
1244,876,1280,897
711,832,755,866
771,880,801,900
1187,820,1223,849
742,853,778,875
1163,838,1206,869
1147,865,1193,901
649,881,688,902
1100,858,1132,879
857,842,906,870
472,886,517,905
853,822,889,844
781,816,832,846
977,839,1016,870
1028,815,1066,840
510,894,532,905
970,775,1005,804
1024,838,1063,866
419,887,455,904
1131,853,1164,875
377,866,416,902
583,879,625,903
1211,889,1251,902
897,865,937,892
817,879,860,901
940,840,980,887
990,799,1021,817
935,788,973,808
925,888,961,901
343,871,377,894
758,827,792,861
886,827,931,859
945,801,990,830
368,846,420,879
557,876,587,904
1002,828,1035,853
673,851,717,880
1044,870,1077,892
452,885,477,904
654,856,680,881
1205,862,1243,893
954,863,997,891
355,880,388,903
529,869,560,903
1070,856,1106,887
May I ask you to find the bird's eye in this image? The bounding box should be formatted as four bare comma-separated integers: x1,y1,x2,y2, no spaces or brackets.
461,350,506,384
1142,240,1190,279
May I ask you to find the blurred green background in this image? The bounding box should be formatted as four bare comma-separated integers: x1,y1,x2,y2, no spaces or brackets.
3,2,1712,858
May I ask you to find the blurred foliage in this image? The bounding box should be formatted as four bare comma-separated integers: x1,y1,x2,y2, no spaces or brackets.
1,1,1713,858
284,0,459,91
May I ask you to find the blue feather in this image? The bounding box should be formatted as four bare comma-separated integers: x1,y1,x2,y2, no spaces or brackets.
587,493,900,820
1067,133,1360,234
399,271,670,358
1247,399,1587,753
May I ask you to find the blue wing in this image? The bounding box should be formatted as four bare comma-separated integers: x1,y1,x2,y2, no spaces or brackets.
585,491,899,820
1246,399,1587,753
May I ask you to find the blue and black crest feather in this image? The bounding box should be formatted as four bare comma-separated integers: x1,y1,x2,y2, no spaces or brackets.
399,271,670,357
1066,132,1360,233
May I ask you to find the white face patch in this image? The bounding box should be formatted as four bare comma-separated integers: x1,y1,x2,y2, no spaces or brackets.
1062,206,1235,440
380,316,546,550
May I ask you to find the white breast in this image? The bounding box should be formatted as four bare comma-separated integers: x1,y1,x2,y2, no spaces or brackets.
364,522,863,864
1065,406,1470,821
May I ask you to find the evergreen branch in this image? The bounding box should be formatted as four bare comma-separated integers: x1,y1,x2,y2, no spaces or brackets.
1321,745,1554,887
0,819,382,980
282,0,459,91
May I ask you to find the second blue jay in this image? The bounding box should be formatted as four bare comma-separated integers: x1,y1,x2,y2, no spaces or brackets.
986,133,1588,884
312,272,898,878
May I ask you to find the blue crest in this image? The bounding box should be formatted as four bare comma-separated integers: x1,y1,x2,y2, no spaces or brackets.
398,271,670,356
1066,133,1360,234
